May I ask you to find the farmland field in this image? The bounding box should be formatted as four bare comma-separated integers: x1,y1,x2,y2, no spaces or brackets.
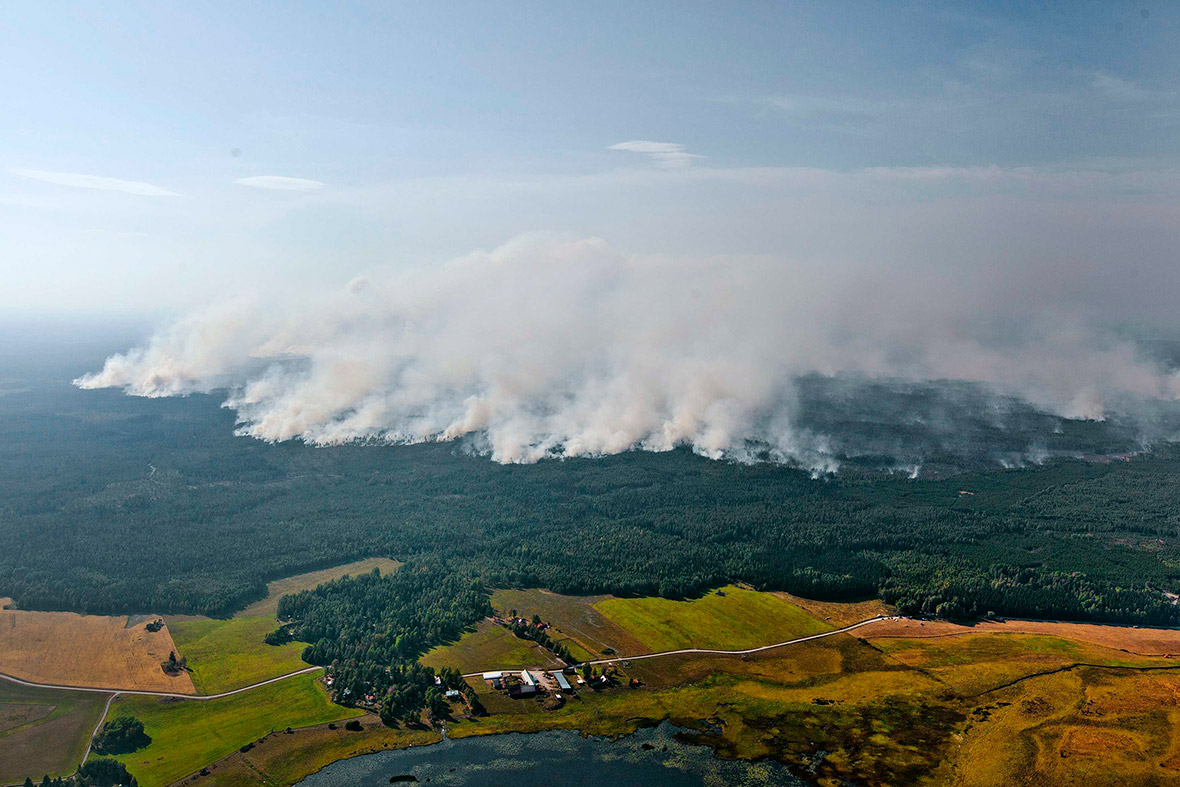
863,615,1180,654
111,672,361,787
172,716,440,787
420,619,560,673
0,598,194,693
97,590,1180,787
0,680,109,784
592,584,833,653
490,588,647,660
167,616,308,694
235,558,402,619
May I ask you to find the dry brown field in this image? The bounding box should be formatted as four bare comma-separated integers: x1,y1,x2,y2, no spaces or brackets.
0,598,195,693
863,616,1180,655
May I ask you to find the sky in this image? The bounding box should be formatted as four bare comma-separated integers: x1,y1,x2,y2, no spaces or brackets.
2,1,1178,316
9,2,1180,466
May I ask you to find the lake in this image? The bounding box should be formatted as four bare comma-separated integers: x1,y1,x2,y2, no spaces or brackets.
295,722,804,787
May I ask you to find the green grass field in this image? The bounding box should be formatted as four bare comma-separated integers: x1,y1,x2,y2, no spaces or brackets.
168,616,309,694
111,672,361,787
0,681,109,784
593,584,832,653
490,588,649,659
420,619,561,673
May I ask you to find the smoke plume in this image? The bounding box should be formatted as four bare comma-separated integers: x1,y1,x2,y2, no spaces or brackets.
76,233,1180,469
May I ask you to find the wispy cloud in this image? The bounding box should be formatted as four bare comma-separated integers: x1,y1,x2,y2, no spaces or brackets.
608,141,703,168
1091,72,1155,103
11,168,180,196
234,175,326,191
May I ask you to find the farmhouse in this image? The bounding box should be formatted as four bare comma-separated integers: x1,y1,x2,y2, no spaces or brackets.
552,671,571,691
508,683,537,699
482,671,503,680
520,669,538,686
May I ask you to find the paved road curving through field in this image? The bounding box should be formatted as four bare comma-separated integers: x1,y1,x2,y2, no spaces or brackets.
0,664,323,700
0,664,324,766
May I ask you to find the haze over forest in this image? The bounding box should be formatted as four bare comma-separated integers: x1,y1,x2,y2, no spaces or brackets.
2,4,1168,469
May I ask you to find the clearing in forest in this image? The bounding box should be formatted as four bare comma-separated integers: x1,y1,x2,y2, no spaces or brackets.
0,598,195,693
592,584,833,653
235,557,402,618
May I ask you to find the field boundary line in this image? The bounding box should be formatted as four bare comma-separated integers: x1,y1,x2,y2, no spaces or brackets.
0,665,322,700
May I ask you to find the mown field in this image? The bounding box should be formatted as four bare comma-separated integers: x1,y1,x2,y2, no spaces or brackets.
166,616,308,694
0,598,194,694
111,672,361,787
0,680,109,784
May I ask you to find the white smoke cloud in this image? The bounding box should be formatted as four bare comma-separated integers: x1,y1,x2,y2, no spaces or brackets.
76,232,1180,467
608,141,703,168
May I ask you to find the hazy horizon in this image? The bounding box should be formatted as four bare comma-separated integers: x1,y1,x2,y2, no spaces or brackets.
6,2,1180,466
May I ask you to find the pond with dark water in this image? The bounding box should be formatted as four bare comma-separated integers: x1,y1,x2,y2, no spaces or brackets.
295,722,803,787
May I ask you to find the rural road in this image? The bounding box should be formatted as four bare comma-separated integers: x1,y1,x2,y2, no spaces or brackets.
461,614,893,678
0,664,323,766
0,664,323,700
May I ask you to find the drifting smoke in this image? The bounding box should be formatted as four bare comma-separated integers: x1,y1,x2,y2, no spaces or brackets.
77,234,1180,469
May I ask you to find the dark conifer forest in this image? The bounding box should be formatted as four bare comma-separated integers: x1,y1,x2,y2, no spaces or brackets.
2,365,1180,629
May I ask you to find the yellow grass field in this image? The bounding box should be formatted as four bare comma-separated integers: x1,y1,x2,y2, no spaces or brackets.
235,557,402,619
0,598,194,693
864,616,1180,656
593,584,833,653
420,618,562,673
490,588,648,659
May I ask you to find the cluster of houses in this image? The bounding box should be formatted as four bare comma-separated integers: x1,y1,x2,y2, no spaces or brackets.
481,668,584,700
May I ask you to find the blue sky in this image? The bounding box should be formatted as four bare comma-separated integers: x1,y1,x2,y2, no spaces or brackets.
2,1,1178,314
